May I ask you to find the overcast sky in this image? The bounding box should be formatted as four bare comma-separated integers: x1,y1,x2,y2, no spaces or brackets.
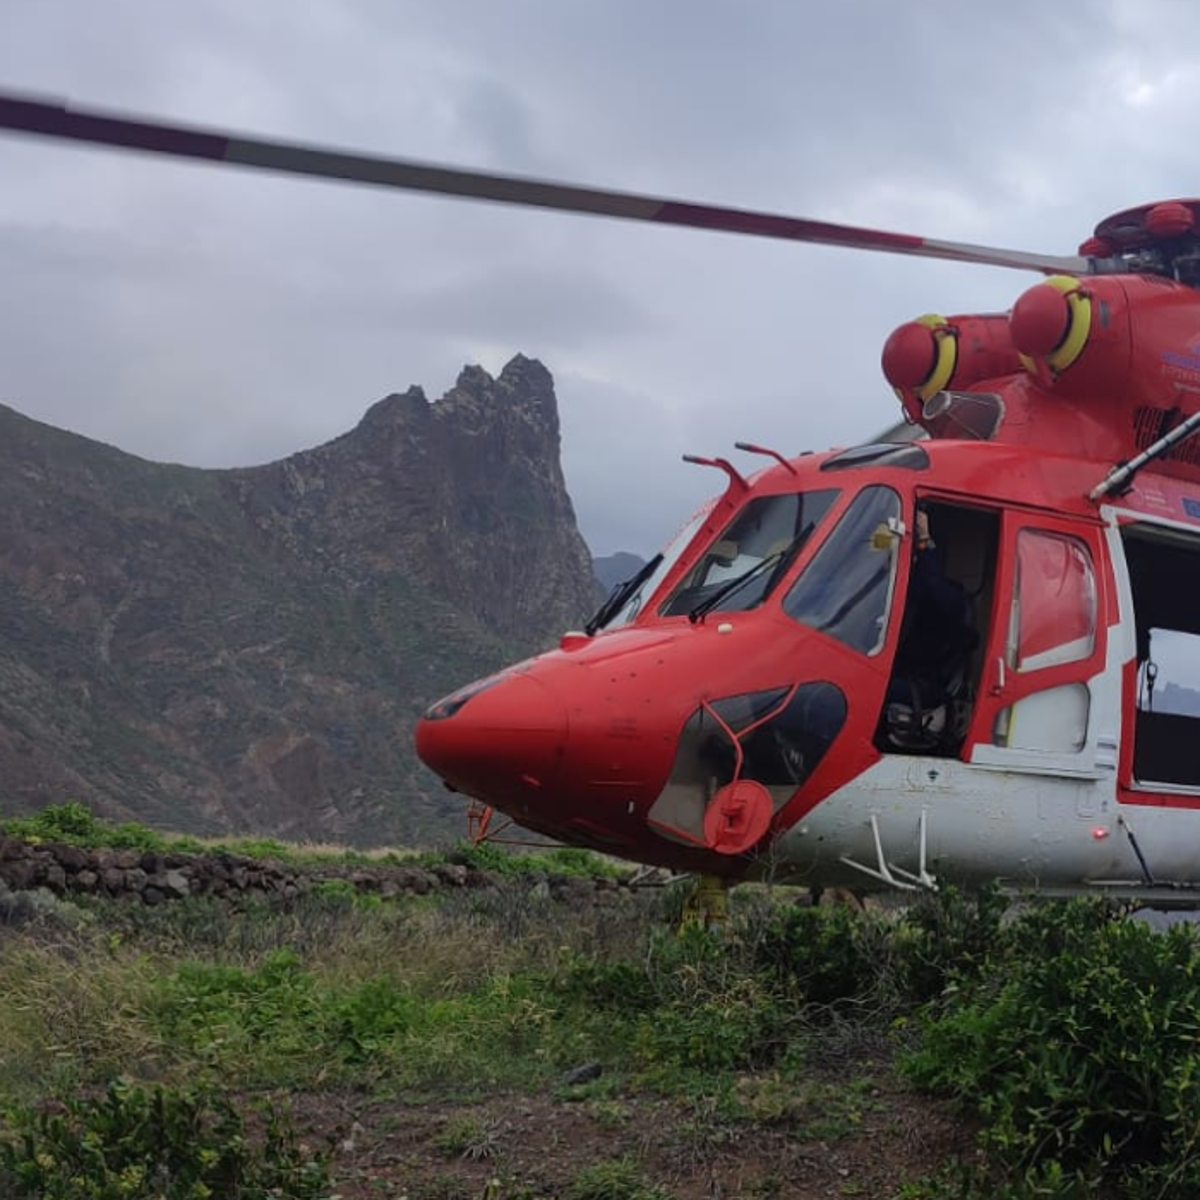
2,1,1199,555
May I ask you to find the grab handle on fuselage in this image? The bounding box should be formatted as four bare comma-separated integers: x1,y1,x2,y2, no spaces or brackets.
991,656,1007,696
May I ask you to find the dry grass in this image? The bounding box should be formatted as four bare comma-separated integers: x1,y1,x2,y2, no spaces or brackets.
0,938,168,1098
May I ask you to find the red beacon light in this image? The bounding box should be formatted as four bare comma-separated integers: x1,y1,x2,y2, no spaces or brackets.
1078,235,1114,257
1145,201,1195,240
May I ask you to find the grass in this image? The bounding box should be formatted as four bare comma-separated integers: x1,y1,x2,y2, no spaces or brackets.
0,875,920,1169
0,878,660,1104
7,824,1200,1197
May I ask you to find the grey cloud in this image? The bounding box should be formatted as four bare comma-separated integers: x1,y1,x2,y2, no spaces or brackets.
4,1,1200,555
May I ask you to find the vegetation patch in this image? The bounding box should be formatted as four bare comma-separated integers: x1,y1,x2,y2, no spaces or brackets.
3,813,1200,1198
0,1079,329,1199
903,900,1200,1198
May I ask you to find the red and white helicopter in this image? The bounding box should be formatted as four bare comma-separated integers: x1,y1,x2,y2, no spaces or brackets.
6,94,1200,904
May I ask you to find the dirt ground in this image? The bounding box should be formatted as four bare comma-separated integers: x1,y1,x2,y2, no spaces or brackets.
293,1073,975,1200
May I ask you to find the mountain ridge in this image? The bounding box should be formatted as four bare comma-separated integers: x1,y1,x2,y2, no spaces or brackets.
0,355,598,845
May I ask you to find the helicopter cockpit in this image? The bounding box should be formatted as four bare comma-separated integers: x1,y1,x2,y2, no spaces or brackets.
658,489,840,619
592,447,995,779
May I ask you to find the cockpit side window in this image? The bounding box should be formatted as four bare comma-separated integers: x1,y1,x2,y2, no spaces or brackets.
782,485,902,655
658,490,840,618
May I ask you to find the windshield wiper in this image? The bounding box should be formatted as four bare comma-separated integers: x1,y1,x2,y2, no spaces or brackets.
688,550,785,624
585,553,664,636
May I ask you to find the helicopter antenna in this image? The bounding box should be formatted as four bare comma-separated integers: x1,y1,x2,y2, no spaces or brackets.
682,455,748,490
735,442,798,474
0,91,1092,276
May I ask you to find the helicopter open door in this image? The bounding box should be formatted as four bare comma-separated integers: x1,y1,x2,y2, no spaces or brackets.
967,513,1117,778
1121,524,1200,792
876,497,998,757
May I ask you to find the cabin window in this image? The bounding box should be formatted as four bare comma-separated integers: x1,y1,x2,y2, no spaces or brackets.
1007,531,1097,672
783,485,902,655
1124,526,1200,789
659,489,839,618
645,682,847,848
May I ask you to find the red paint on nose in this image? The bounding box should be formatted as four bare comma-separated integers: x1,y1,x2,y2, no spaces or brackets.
416,673,567,801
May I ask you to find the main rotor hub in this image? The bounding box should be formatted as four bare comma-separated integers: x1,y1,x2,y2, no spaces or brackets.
1093,199,1200,250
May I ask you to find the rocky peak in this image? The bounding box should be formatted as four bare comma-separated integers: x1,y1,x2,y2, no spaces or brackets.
356,385,430,434
438,356,561,444
231,357,591,645
452,363,495,398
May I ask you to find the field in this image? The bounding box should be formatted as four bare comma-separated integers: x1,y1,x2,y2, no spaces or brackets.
3,809,1200,1198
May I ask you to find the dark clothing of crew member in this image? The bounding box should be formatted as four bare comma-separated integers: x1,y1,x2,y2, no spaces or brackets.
893,542,974,693
882,532,978,753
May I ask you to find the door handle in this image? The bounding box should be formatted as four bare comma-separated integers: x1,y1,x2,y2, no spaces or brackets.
991,656,1006,696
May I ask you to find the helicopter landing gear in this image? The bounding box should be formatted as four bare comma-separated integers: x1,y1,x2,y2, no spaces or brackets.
679,874,731,929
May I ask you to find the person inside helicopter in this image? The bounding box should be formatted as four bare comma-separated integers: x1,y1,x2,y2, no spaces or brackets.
879,506,979,754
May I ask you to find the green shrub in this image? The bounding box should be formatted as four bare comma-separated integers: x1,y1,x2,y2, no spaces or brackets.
0,1078,329,1199
751,904,879,1005
220,837,291,861
0,803,170,853
632,983,784,1075
628,927,790,1075
30,801,100,840
310,878,357,901
894,883,1009,1001
106,823,172,851
154,948,324,1081
1,802,100,845
903,901,1200,1198
329,976,420,1063
552,954,658,1013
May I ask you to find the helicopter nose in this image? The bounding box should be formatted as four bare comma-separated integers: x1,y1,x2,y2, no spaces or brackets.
416,672,567,800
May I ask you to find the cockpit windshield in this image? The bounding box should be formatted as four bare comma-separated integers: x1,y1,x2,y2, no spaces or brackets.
659,489,841,618
599,502,715,632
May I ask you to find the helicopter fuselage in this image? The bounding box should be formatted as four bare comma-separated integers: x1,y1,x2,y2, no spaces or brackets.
416,432,1200,901
418,258,1200,901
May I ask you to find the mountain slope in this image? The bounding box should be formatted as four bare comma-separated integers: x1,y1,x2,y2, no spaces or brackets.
0,355,596,844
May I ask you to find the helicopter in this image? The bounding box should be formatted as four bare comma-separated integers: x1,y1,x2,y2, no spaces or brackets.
8,94,1200,907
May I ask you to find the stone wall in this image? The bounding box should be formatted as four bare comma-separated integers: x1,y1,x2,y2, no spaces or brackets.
0,836,634,905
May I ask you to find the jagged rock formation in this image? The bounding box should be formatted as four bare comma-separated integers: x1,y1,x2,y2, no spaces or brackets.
0,356,598,845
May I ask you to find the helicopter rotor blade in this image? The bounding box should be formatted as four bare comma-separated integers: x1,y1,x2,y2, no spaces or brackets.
0,92,1090,276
